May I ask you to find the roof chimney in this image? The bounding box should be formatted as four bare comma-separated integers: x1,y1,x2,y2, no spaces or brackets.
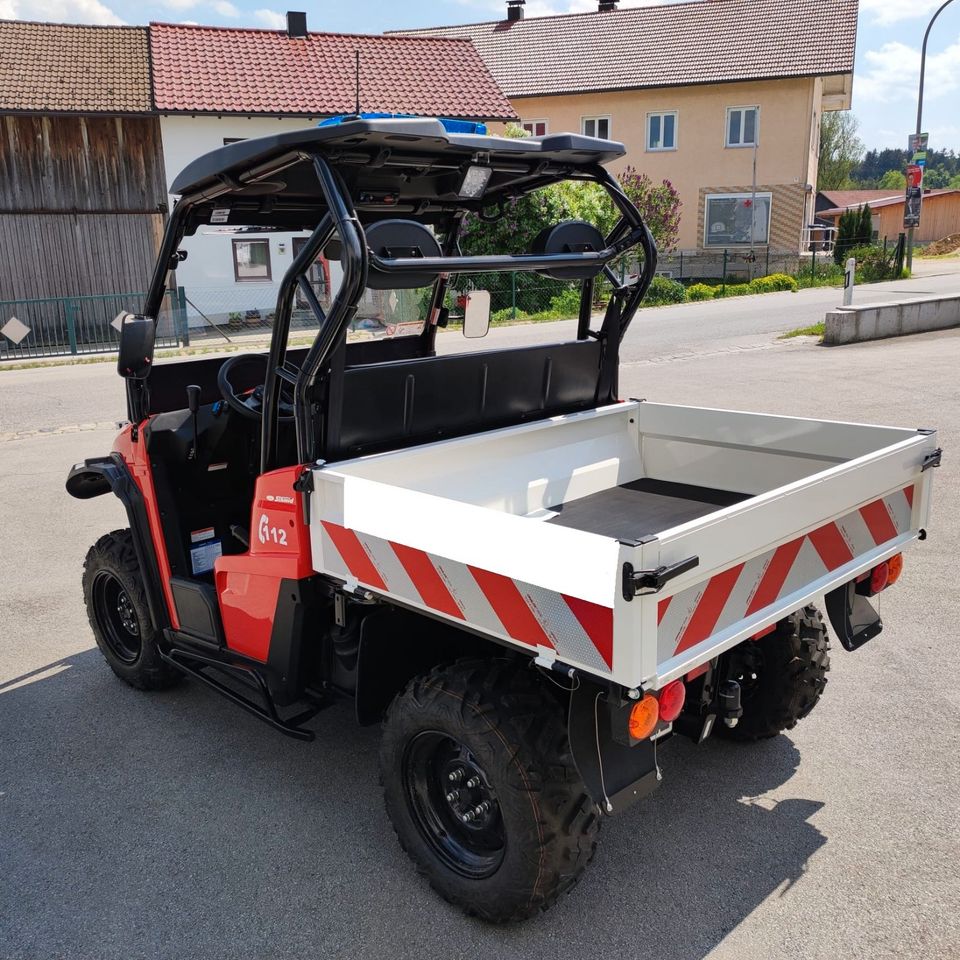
598,0,617,9
286,11,307,38
506,1,525,21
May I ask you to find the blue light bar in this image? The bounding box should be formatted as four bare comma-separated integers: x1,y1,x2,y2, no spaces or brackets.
318,113,487,135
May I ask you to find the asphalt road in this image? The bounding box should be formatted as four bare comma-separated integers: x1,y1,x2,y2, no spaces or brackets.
2,257,958,438
1,312,959,957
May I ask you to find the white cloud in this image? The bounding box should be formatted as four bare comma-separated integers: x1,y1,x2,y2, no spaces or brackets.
860,0,947,25
253,7,285,28
212,0,238,15
1,0,123,22
162,0,197,10
856,36,960,106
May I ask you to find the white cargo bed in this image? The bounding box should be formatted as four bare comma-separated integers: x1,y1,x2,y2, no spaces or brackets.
308,401,936,689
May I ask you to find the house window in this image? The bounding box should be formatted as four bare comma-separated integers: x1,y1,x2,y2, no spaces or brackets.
232,238,272,281
581,116,610,139
647,111,677,151
726,106,758,147
521,119,548,137
704,193,772,246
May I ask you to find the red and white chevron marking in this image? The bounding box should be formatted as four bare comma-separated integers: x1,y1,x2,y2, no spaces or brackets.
656,485,915,662
318,522,614,674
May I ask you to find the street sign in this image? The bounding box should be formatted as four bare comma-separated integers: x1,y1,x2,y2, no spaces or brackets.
904,162,924,229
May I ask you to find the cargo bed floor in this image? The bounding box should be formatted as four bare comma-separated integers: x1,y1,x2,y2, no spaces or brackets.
545,478,749,541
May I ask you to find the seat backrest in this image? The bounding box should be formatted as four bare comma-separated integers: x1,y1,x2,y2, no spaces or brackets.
325,339,603,460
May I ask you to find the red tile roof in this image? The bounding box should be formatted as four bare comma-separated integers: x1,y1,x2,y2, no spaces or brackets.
149,23,516,120
395,0,858,98
819,190,903,209
0,20,151,113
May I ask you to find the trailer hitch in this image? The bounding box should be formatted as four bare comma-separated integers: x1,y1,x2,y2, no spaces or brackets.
622,555,699,601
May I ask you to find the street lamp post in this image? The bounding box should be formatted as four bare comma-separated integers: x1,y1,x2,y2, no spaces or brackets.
907,0,957,271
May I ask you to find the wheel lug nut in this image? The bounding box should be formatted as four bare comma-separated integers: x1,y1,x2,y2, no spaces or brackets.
446,790,459,803
465,776,480,789
448,768,464,783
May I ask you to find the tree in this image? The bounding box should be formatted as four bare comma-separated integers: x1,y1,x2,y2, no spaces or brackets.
878,169,906,189
857,203,873,245
818,112,865,190
616,167,682,252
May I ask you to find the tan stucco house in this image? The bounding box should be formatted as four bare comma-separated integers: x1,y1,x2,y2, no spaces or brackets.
398,0,858,253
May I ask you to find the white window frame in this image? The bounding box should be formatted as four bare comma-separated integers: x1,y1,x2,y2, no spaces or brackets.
725,105,759,148
646,110,678,152
703,192,772,247
581,115,611,139
521,119,549,137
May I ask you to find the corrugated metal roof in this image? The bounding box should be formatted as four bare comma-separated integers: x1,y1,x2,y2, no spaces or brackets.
395,0,858,98
0,20,151,113
150,22,517,119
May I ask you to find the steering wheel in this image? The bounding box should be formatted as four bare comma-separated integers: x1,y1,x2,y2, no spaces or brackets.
217,353,296,422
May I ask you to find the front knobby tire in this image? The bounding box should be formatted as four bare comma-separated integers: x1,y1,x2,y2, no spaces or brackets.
82,529,181,691
380,658,600,923
720,605,830,741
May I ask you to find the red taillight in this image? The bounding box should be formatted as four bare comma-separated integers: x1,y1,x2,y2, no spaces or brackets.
887,553,904,586
870,561,890,594
658,679,686,723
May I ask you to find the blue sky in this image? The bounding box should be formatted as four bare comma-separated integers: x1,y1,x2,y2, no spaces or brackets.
2,0,958,152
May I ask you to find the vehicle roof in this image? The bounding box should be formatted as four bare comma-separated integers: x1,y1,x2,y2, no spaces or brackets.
170,117,625,231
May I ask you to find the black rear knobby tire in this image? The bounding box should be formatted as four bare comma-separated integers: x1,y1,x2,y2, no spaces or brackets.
380,658,600,923
719,605,830,741
82,529,181,691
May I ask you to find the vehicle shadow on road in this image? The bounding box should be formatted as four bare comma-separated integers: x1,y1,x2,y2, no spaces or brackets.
0,651,825,960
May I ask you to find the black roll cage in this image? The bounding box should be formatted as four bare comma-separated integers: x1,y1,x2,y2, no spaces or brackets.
136,148,657,474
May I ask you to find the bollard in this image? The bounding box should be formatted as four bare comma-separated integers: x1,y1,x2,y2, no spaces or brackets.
842,257,856,306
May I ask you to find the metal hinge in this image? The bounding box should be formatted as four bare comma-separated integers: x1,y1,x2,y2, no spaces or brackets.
622,555,700,601
921,448,942,472
293,466,315,524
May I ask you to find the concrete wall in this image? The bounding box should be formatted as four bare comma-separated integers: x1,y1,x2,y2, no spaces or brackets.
824,295,960,345
505,76,821,250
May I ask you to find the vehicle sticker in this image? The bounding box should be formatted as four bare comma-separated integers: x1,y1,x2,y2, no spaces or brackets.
210,208,230,224
190,526,216,543
190,538,222,575
207,462,229,472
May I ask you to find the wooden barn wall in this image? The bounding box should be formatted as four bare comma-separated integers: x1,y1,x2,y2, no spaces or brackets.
0,114,166,213
874,194,960,244
0,213,164,302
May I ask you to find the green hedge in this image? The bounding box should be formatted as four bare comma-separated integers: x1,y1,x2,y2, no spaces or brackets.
686,283,716,301
748,272,798,293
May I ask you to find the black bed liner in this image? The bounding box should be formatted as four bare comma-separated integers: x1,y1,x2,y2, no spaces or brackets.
546,479,749,541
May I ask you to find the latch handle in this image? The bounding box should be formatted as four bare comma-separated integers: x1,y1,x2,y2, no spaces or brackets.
622,555,699,601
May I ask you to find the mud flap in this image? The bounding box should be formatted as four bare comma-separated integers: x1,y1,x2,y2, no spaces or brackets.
825,580,883,651
568,681,661,815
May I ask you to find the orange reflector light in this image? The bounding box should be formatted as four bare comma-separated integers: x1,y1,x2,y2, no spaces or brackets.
870,561,889,594
887,553,904,586
628,694,659,741
658,680,686,723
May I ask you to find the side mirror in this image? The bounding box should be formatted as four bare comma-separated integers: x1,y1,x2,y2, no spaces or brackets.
116,312,156,379
462,290,491,339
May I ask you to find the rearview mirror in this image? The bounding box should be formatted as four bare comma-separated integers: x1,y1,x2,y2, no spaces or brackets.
462,290,491,339
116,312,156,379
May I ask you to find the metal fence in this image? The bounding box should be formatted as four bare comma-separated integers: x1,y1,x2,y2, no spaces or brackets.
0,290,181,361
0,248,821,360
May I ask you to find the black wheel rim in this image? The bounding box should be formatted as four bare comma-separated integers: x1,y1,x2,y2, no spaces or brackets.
402,730,506,879
92,571,141,664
